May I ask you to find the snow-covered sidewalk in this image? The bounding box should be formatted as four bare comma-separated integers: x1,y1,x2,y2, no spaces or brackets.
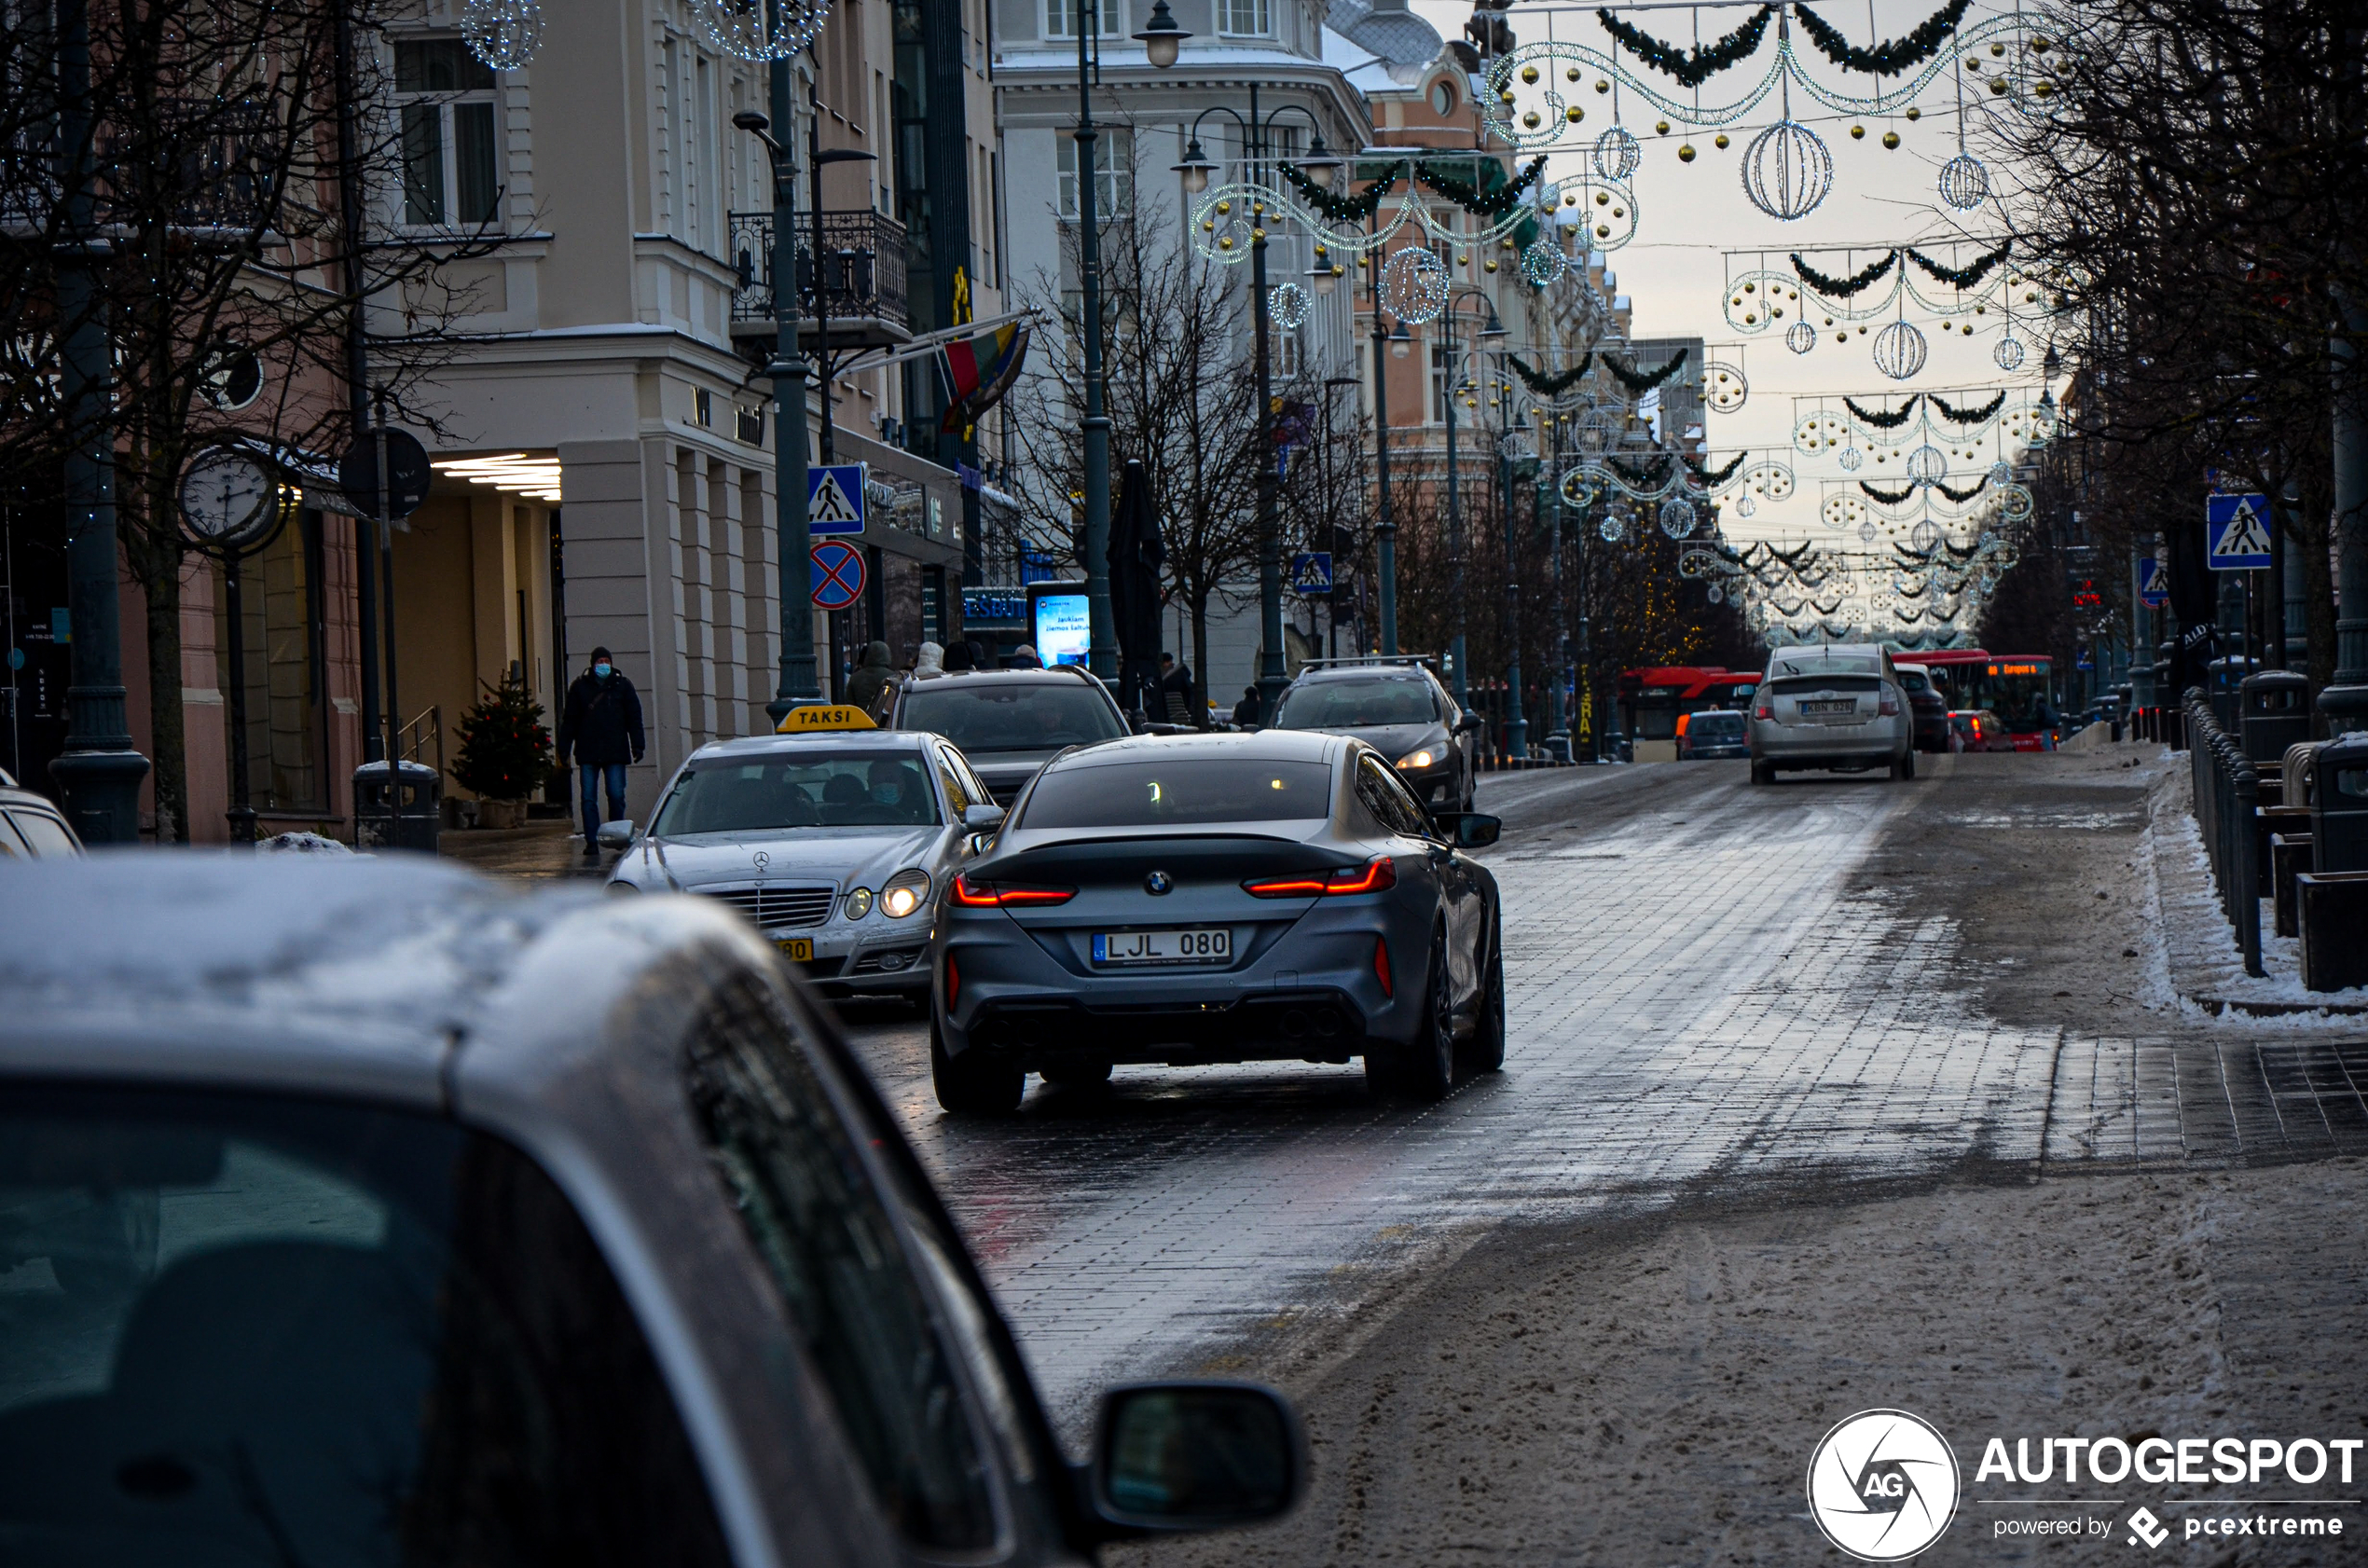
2141,760,2368,1019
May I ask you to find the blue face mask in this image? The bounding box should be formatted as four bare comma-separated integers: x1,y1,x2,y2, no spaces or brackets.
593,663,613,679
871,783,902,805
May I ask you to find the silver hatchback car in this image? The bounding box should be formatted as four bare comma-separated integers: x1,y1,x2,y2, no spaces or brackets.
0,857,1305,1566
1748,644,1916,783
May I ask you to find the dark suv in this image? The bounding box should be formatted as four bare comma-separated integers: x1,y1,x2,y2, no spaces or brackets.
1269,659,1480,811
888,666,1132,804
1893,664,1953,753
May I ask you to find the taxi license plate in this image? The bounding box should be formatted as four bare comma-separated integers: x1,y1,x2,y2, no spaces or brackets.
1093,928,1230,966
1800,700,1855,716
775,938,814,962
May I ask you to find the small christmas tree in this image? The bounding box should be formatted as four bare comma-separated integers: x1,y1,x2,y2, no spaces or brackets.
450,668,555,804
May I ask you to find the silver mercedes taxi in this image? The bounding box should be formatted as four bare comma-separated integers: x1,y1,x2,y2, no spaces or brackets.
602,718,1005,999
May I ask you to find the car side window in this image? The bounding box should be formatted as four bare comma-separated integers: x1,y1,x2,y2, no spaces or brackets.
1356,755,1429,839
936,750,972,816
9,810,76,857
681,980,1005,1553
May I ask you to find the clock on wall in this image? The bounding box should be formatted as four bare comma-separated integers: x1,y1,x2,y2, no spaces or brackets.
177,445,280,550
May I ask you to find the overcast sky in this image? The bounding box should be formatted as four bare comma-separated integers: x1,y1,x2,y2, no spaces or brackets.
1402,0,2045,548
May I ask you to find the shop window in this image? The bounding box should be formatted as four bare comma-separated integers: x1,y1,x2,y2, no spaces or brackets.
216,511,326,812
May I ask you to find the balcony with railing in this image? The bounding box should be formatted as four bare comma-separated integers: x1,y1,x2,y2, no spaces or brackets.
729,209,909,347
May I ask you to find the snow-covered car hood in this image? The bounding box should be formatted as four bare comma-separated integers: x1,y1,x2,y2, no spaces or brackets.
621,825,945,891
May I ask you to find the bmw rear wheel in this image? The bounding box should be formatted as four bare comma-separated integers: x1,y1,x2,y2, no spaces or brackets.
1396,928,1458,1102
1466,920,1506,1074
931,1022,1025,1115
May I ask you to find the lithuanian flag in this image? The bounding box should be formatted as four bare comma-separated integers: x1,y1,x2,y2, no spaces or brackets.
936,321,1031,434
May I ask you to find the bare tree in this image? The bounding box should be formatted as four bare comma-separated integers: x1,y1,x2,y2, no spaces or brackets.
0,0,496,836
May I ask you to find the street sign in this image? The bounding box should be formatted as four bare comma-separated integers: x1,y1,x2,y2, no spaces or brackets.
2138,557,2168,610
810,541,866,610
806,463,867,535
1290,551,1333,596
2205,492,2273,571
337,428,430,521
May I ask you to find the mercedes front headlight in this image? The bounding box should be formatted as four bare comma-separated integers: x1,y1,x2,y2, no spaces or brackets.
844,887,874,920
881,868,931,919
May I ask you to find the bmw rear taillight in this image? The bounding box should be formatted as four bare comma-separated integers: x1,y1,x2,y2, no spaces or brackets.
1373,937,1393,997
950,873,1075,908
1243,856,1398,899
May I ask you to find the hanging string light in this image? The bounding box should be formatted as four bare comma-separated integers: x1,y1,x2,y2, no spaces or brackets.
462,0,544,69
696,0,829,61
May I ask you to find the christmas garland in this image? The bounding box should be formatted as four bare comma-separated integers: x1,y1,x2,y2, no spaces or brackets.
1934,475,1990,502
1414,155,1549,219
1906,241,2011,290
1861,481,1919,503
1508,352,1592,395
1926,389,2006,424
1844,393,1920,428
1792,250,1899,297
1789,0,1973,76
1597,4,1775,88
1276,161,1403,225
1685,450,1747,485
1601,346,1689,393
1608,453,1674,488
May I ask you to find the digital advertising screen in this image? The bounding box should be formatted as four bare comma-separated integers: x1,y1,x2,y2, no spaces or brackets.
1030,588,1091,667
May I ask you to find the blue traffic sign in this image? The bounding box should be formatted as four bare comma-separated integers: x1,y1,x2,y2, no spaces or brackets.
806,463,866,535
1289,551,1333,596
810,541,866,610
2205,493,2273,571
2138,557,2168,610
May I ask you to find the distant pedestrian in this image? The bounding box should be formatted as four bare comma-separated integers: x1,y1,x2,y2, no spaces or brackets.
943,640,975,671
1161,653,1204,728
558,647,644,857
1232,685,1261,728
910,641,946,681
1010,642,1043,668
844,640,896,715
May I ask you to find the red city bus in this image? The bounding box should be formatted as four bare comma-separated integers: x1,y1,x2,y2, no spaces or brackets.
1893,649,2058,749
1616,667,1763,750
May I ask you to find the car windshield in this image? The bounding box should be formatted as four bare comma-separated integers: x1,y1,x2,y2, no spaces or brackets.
900,681,1124,754
1273,679,1439,729
0,1085,731,1565
654,754,938,834
1019,759,1334,829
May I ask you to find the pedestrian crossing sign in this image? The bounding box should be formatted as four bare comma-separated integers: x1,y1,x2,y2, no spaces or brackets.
2205,492,2272,571
2138,557,2168,609
806,463,866,535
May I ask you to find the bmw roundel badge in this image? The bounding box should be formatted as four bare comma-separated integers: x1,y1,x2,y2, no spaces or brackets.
1145,870,1173,896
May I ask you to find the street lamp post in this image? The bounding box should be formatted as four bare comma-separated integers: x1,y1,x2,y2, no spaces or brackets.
46,0,149,840
1371,291,1402,656
1541,410,1569,760
1437,291,1504,709
1073,0,1118,680
1158,47,1342,722
1499,389,1527,760
735,63,820,723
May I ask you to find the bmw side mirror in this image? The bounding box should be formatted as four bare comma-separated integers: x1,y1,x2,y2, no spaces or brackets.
961,803,1007,831
1425,810,1500,848
1088,1382,1305,1538
595,819,635,850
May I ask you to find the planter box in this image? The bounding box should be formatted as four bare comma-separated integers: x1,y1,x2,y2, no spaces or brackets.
477,799,527,830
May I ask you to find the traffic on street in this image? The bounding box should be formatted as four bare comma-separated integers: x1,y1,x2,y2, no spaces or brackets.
7,0,2368,1558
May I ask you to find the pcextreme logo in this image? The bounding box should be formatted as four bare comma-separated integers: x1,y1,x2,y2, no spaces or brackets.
1807,1409,1962,1561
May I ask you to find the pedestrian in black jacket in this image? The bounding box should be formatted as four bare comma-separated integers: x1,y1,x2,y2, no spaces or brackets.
558,647,645,856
